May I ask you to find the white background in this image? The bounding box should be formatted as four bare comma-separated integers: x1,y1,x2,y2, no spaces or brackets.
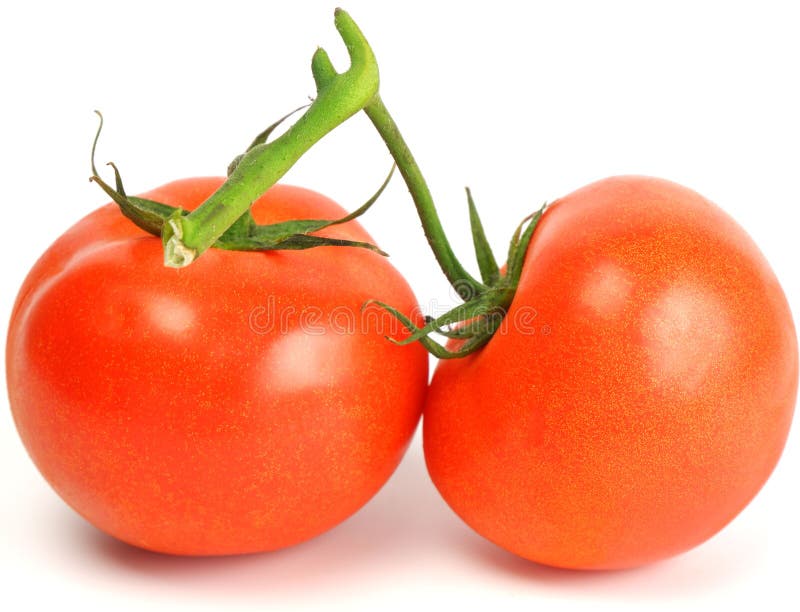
1,1,799,610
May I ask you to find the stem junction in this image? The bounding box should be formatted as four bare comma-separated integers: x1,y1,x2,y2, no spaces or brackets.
90,8,548,359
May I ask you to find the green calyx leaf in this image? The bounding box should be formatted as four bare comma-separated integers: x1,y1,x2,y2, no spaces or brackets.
466,187,500,285
90,111,391,258
368,196,548,360
505,202,547,287
380,286,511,347
364,299,500,359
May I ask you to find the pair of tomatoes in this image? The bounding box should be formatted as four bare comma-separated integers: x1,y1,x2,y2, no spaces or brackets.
6,175,797,569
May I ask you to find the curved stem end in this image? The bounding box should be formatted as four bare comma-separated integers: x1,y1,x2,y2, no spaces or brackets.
163,216,197,268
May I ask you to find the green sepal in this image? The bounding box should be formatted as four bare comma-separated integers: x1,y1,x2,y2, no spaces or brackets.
366,300,498,359
367,287,511,347
217,233,387,255
219,209,257,244
224,164,394,251
424,313,504,339
91,166,185,236
466,187,500,285
364,201,549,360
90,111,185,236
505,203,547,287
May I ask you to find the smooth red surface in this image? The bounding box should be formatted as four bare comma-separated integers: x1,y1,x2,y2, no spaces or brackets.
7,178,428,555
423,176,797,569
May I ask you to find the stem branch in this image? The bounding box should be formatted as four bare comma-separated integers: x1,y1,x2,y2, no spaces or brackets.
364,95,484,300
163,9,379,268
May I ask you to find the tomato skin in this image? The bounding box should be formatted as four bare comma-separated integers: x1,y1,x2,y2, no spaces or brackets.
7,178,428,555
423,176,797,570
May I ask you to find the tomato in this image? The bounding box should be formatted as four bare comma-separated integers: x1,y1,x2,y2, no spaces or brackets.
6,178,428,555
423,176,797,569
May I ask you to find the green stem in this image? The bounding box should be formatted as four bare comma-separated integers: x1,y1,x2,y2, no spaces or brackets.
162,8,379,268
363,95,484,301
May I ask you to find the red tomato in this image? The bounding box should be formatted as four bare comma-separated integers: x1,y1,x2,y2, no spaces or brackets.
423,176,797,569
7,178,428,555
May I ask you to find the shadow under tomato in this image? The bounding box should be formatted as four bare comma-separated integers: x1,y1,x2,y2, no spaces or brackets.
64,433,768,604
